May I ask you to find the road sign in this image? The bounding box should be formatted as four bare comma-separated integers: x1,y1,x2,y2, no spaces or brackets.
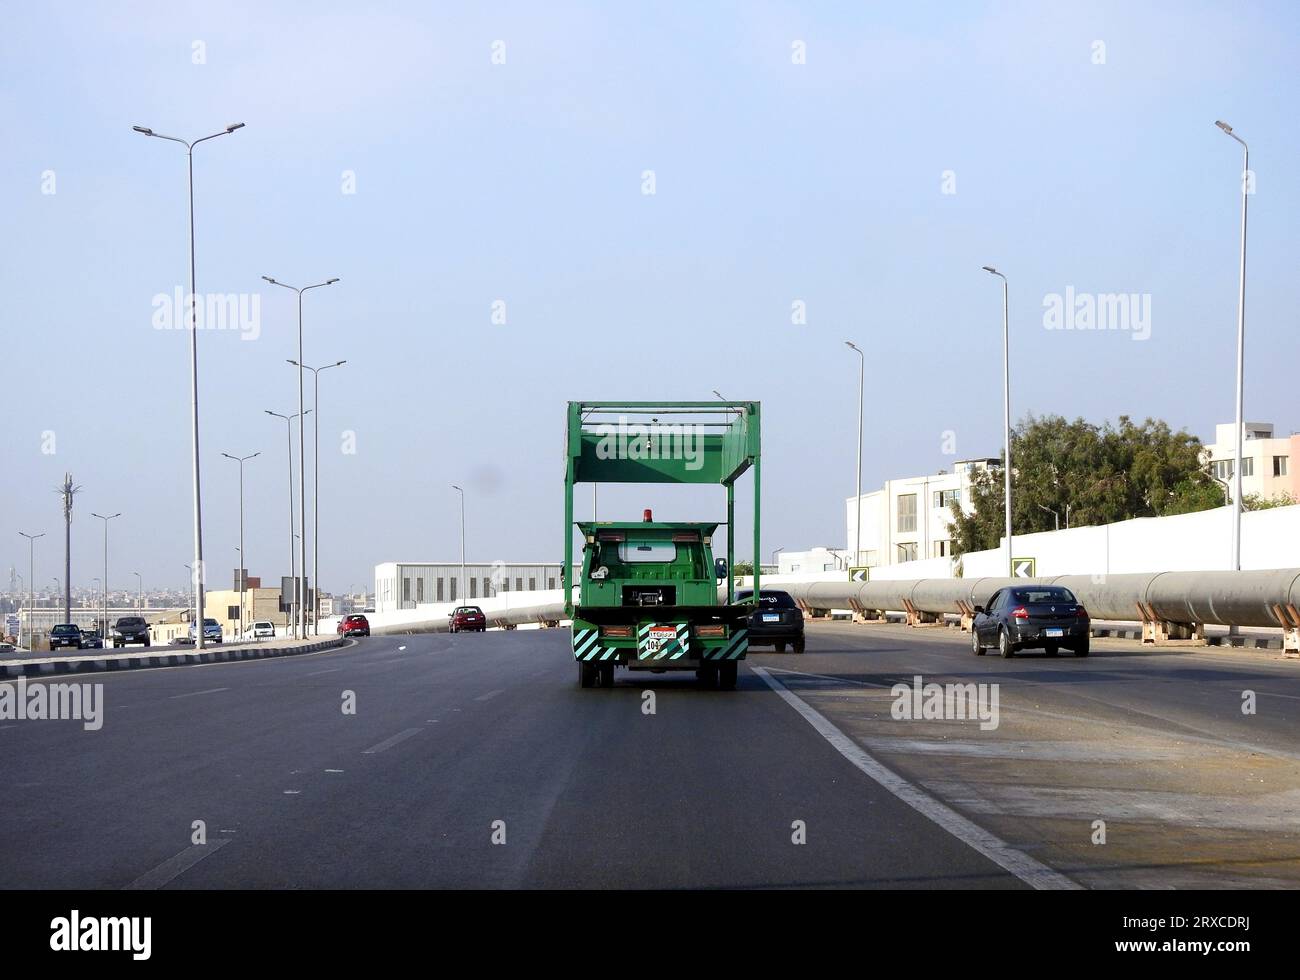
4,613,19,638
848,566,870,583
1012,557,1036,578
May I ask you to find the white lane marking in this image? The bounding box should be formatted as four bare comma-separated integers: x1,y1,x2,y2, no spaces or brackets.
1258,691,1300,702
325,769,344,774
283,790,301,795
169,687,230,699
474,689,504,702
751,666,1080,891
123,838,231,890
362,727,423,755
306,667,341,676
398,645,407,651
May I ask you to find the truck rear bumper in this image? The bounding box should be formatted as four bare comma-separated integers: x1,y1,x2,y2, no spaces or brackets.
572,616,748,666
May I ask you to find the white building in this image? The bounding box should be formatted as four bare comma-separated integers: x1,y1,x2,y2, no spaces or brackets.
375,562,575,614
1201,422,1297,504
775,547,853,575
846,458,999,568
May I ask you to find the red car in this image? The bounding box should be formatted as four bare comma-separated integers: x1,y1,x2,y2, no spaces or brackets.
337,614,370,637
448,606,486,633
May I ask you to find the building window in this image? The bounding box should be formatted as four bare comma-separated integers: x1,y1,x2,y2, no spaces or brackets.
897,542,918,563
417,579,424,603
934,540,954,558
1241,457,1254,477
469,577,477,598
450,579,457,601
483,577,491,597
1214,459,1234,482
515,577,523,592
437,578,444,602
1275,456,1288,477
547,577,556,590
528,578,536,591
402,578,411,602
933,489,960,509
897,494,917,533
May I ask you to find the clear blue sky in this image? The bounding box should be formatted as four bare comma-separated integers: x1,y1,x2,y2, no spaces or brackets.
2,1,1297,593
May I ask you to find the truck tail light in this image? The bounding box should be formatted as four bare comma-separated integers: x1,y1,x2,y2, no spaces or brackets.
1012,606,1029,619
600,625,632,638
695,625,726,638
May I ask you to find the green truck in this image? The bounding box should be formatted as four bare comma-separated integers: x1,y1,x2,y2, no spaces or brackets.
563,400,761,689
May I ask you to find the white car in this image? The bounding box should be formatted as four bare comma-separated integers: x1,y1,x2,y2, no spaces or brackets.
246,621,275,639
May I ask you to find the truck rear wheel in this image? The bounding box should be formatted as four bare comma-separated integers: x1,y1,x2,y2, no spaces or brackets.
599,662,614,687
697,665,718,689
578,661,598,688
718,661,737,690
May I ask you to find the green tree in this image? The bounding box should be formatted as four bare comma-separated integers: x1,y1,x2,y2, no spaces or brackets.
948,414,1218,556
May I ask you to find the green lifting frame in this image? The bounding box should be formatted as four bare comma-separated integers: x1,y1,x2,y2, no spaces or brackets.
563,400,761,617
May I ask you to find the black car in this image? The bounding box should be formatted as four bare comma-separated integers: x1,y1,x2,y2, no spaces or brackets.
736,588,805,653
49,623,83,651
111,615,151,648
79,628,105,650
972,585,1090,658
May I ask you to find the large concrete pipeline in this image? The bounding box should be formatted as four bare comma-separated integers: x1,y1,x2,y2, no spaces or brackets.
780,569,1300,629
327,569,1300,636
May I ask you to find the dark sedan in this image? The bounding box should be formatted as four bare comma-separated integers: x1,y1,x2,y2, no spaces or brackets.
972,585,1090,658
49,624,83,651
736,589,805,653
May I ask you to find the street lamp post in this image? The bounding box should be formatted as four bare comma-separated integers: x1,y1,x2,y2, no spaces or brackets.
982,266,1014,577
451,485,466,604
91,513,121,640
844,342,865,567
18,532,44,651
133,571,142,611
222,452,260,640
1036,504,1060,532
265,410,309,637
263,276,339,639
1215,120,1249,576
134,121,244,651
287,359,346,635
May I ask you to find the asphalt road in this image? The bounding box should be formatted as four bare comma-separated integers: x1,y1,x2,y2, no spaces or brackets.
2,622,1297,889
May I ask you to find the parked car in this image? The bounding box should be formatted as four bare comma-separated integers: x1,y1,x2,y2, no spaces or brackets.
80,628,104,650
736,589,805,653
111,615,151,649
337,614,370,638
49,623,84,651
972,585,1090,658
448,606,486,633
188,618,223,644
245,620,275,639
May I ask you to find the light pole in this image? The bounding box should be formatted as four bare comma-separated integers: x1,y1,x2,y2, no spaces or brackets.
982,266,1014,577
287,358,345,635
844,342,865,567
222,452,260,640
1215,120,1249,575
18,532,44,651
266,410,309,637
91,513,121,639
183,565,193,624
451,485,466,604
263,276,339,639
133,571,142,610
134,122,245,651
1036,504,1060,532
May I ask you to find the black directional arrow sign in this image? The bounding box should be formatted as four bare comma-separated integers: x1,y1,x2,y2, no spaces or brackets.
848,566,870,583
1012,557,1036,578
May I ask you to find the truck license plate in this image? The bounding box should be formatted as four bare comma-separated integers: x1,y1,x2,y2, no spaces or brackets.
645,625,675,653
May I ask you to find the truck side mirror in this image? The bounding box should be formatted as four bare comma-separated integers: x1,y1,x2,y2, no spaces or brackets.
714,557,728,580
